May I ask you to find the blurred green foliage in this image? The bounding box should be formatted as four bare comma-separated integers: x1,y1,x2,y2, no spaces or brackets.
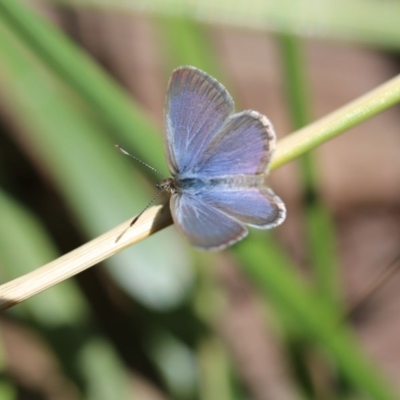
0,1,399,399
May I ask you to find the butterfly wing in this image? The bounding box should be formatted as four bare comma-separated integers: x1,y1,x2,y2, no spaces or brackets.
190,110,286,227
164,66,234,175
170,193,248,250
166,67,285,250
198,185,286,228
193,110,275,177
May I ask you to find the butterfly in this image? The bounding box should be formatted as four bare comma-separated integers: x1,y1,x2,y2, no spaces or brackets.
155,66,286,251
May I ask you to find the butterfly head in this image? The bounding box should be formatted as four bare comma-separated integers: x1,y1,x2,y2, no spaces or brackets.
156,178,176,194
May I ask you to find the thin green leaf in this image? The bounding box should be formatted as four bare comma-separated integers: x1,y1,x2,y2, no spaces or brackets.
0,0,166,174
234,234,398,400
278,34,340,308
270,73,400,171
43,0,400,50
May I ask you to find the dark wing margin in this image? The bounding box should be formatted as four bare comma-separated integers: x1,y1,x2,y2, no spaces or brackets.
170,193,248,251
164,66,234,175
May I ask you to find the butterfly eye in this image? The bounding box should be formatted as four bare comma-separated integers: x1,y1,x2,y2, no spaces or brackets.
156,178,176,194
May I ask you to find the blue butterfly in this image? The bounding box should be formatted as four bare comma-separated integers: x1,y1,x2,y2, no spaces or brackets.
156,66,286,250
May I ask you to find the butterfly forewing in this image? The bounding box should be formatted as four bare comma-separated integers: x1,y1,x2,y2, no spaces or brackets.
164,66,234,175
193,110,275,177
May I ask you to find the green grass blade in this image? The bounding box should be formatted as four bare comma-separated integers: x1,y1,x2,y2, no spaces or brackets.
278,34,311,131
43,0,400,50
158,16,217,75
270,72,400,171
0,0,166,174
233,235,398,400
79,339,131,400
278,34,340,308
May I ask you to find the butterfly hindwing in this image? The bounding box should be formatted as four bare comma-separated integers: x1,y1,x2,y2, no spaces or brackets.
197,184,286,228
170,192,248,250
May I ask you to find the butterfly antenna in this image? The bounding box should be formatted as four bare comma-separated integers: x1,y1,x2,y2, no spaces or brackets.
129,187,168,227
115,185,169,242
115,144,165,177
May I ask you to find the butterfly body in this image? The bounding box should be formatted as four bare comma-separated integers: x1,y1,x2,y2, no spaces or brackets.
162,66,286,250
170,175,269,193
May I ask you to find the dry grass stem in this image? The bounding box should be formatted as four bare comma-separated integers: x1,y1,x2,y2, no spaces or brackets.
0,204,172,311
